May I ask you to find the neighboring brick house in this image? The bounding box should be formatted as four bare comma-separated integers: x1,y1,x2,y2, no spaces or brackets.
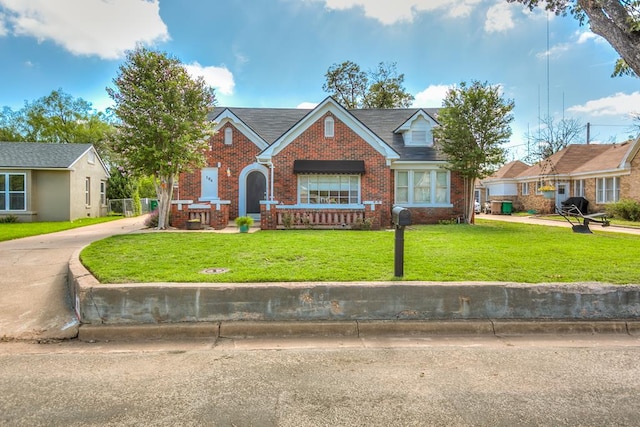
480,137,640,214
0,142,110,222
171,97,466,229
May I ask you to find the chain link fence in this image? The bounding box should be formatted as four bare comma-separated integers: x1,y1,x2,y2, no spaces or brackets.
108,198,157,217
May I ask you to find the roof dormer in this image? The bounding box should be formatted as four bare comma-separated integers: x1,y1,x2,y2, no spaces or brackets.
395,110,436,147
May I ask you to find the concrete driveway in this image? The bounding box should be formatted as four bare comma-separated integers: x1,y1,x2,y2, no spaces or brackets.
0,216,146,341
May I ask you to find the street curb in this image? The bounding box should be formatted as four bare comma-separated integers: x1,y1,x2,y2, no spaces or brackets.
78,323,220,342
78,320,640,342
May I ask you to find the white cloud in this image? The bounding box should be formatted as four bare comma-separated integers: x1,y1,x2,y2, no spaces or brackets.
0,0,169,59
484,3,515,33
297,102,319,109
536,42,571,59
0,12,7,36
184,62,235,96
567,92,640,117
315,0,481,25
412,84,451,108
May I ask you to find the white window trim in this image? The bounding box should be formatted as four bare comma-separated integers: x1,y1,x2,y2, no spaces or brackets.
522,182,530,196
596,176,620,204
574,179,585,197
0,172,27,212
324,116,335,138
85,177,91,207
224,127,233,145
297,174,361,206
100,181,107,206
394,169,452,207
401,117,433,147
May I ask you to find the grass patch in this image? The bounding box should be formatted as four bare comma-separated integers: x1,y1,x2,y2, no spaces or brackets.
81,220,640,284
0,216,123,242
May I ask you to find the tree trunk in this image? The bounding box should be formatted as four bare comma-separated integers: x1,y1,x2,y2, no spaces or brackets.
155,174,175,230
463,177,476,224
580,0,640,77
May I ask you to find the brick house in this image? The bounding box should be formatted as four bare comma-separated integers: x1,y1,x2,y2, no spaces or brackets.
480,137,640,214
171,97,465,229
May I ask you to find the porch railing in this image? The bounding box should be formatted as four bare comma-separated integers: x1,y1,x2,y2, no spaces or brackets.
276,208,365,229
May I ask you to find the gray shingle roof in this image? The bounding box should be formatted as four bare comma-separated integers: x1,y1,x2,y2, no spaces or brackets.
210,106,443,161
0,142,93,168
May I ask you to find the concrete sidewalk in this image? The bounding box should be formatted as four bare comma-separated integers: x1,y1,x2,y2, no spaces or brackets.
0,216,146,340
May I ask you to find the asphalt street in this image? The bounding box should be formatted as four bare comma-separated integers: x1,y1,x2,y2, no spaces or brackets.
1,335,640,426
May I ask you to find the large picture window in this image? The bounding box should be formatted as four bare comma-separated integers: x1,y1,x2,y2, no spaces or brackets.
298,175,360,205
0,173,26,211
596,177,620,204
395,170,449,205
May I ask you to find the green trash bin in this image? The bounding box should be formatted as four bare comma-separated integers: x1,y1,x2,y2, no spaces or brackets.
150,199,158,212
501,200,513,215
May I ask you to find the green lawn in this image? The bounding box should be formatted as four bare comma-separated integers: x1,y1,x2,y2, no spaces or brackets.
0,216,122,242
81,220,640,284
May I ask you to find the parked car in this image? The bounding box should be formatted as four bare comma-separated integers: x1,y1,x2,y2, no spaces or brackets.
474,200,481,214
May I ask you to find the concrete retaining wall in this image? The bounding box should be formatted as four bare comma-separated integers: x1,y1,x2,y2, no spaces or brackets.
69,250,640,325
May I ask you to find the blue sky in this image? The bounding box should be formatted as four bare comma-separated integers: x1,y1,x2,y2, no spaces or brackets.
1,0,638,160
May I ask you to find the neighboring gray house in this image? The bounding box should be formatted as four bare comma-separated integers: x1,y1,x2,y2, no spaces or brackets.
0,142,110,222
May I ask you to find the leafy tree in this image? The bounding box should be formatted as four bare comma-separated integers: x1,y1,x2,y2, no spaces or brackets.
363,62,415,108
0,107,23,141
322,61,368,108
107,47,216,229
432,81,515,224
322,61,414,108
524,115,584,162
106,166,137,200
508,0,640,77
0,90,114,159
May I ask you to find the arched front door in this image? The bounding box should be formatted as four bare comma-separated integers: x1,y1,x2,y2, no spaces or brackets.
245,170,266,217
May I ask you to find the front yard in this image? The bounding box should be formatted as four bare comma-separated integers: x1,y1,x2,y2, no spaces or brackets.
80,220,640,284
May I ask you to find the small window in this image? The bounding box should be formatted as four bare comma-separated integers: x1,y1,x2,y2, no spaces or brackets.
100,181,106,206
87,151,96,164
324,116,335,138
224,127,233,145
85,177,91,206
412,130,427,144
522,182,529,195
574,180,585,197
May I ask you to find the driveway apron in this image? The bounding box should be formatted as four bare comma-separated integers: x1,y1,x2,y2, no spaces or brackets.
0,217,145,340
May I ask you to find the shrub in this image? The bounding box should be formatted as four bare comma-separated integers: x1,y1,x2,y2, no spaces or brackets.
144,210,159,228
606,199,640,222
0,215,19,223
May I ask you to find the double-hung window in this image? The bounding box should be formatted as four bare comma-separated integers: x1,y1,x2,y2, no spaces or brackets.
522,182,530,196
298,175,359,205
395,170,449,205
596,177,620,204
0,173,26,211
